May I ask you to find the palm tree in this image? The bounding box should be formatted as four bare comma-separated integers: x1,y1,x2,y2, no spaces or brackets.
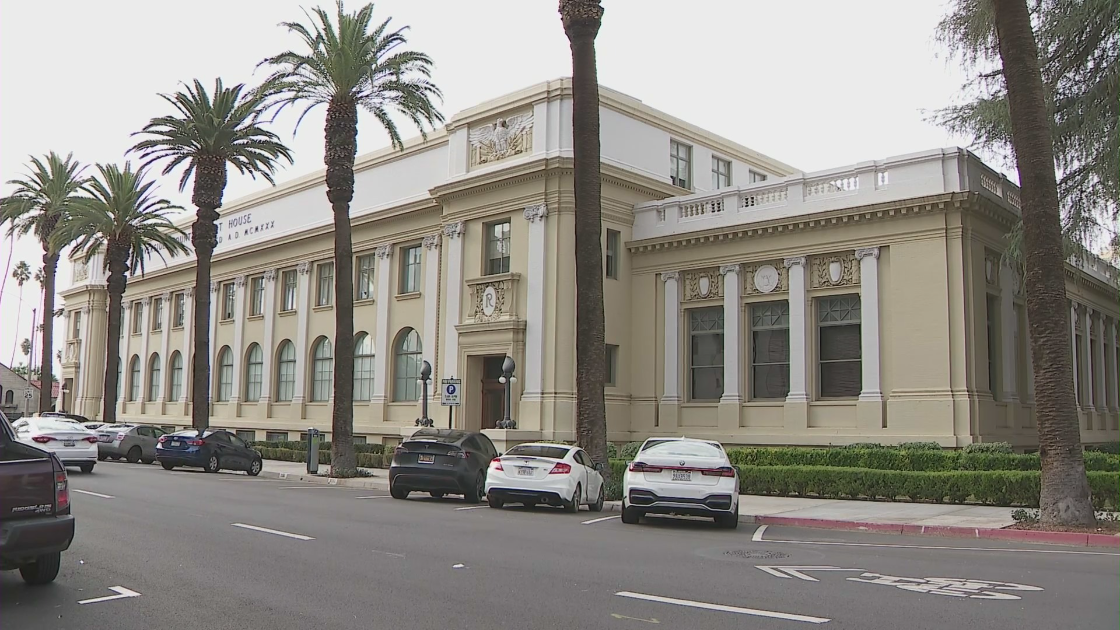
260,0,443,477
130,79,293,431
1,153,88,412
8,261,31,366
991,0,1095,527
51,163,188,424
560,0,610,477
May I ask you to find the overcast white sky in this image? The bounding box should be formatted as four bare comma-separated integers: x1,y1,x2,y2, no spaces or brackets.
1,0,981,376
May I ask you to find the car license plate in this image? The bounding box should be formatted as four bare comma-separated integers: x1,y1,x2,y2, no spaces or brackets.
517,467,534,477
418,454,435,464
63,440,76,447
671,470,691,482
171,441,181,448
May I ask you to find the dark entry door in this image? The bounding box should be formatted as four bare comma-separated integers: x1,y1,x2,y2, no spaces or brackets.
481,356,506,430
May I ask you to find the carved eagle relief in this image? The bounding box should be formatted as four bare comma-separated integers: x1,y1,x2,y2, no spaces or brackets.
469,112,534,165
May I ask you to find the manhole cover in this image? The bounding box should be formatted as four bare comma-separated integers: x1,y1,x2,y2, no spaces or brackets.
723,549,790,560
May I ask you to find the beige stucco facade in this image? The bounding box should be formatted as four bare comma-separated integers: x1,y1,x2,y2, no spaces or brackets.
58,79,1119,450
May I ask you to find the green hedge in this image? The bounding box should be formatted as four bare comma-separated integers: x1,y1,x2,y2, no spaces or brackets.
725,447,1118,473
256,447,391,469
735,465,1119,510
251,440,385,454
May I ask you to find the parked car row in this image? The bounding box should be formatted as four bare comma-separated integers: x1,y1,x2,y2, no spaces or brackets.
387,429,739,528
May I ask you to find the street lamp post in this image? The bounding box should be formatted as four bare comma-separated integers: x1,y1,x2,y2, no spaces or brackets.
416,360,434,427
496,356,517,429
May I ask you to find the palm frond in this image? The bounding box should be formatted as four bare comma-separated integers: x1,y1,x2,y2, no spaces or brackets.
0,152,89,253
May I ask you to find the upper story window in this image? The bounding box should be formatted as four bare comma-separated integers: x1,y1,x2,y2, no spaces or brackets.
712,157,732,189
750,301,790,400
221,282,235,320
250,276,265,316
316,262,334,307
749,170,768,184
399,245,422,294
605,344,619,387
132,301,143,334
173,292,186,328
605,229,621,280
485,220,511,275
71,310,82,339
281,269,297,312
151,297,163,331
818,295,862,399
356,254,375,301
670,140,692,190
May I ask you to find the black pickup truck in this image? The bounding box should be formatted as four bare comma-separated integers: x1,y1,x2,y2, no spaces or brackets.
0,408,75,585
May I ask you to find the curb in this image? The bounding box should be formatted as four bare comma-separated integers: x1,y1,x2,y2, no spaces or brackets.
258,469,389,490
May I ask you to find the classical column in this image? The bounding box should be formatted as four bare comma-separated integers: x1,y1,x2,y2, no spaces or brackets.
1094,313,1106,413
855,247,883,402
76,305,92,413
1083,307,1095,411
422,234,441,401
660,272,681,404
523,204,548,399
999,263,1018,402
138,297,151,404
157,293,171,405
230,275,247,405
441,223,465,382
259,269,277,404
179,288,194,403
1070,303,1079,406
718,264,742,431
292,262,312,409
371,245,393,405
119,302,131,416
783,257,809,403
1109,320,1119,412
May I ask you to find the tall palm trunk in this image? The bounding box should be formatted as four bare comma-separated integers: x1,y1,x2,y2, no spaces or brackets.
562,0,609,476
102,252,128,423
38,252,58,412
189,157,226,431
992,0,1095,527
326,98,358,476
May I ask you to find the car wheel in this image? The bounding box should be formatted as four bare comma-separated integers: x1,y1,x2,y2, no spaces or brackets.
715,506,739,530
110,455,121,461
161,462,176,470
126,446,142,464
565,484,581,513
205,454,220,473
621,506,642,525
78,463,95,474
589,484,605,512
141,457,155,465
390,483,410,500
97,454,107,461
487,493,504,509
19,552,61,585
429,491,445,499
248,458,262,476
465,473,485,503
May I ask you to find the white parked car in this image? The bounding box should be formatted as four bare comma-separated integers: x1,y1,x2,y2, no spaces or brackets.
622,437,739,528
12,418,99,473
485,443,605,512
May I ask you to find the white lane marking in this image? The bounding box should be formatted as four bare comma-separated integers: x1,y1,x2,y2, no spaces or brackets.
615,592,830,624
128,465,152,469
756,566,864,582
583,515,621,525
231,523,314,541
372,549,406,558
611,613,659,624
764,537,1120,557
455,505,489,511
78,586,141,605
355,495,392,499
752,524,769,542
278,486,336,489
72,489,114,499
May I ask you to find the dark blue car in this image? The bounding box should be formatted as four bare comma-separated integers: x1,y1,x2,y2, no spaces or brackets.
156,429,262,476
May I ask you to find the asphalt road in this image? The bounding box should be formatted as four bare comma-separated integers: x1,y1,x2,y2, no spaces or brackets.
3,461,1116,630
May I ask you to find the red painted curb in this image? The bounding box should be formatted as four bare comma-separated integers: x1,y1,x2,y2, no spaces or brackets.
754,515,1120,548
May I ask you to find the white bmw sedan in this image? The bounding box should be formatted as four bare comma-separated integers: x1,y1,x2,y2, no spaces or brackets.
485,443,605,512
13,417,99,473
622,437,739,528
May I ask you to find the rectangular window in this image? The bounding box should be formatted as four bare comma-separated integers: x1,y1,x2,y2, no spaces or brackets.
250,276,264,316
712,156,732,189
173,292,185,328
132,302,143,334
399,245,422,293
235,430,255,442
299,432,329,443
1074,333,1084,405
605,344,619,387
281,270,297,311
818,295,862,398
749,170,768,183
222,282,235,320
485,220,511,275
316,262,334,307
353,435,367,445
670,140,692,190
605,229,621,280
689,307,724,401
72,310,82,338
356,254,375,300
986,295,999,400
152,297,163,331
265,431,288,442
751,301,790,399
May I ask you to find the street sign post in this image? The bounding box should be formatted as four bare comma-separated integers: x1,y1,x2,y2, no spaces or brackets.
441,378,461,429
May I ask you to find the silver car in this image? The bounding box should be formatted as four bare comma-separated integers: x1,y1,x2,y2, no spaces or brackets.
96,424,168,464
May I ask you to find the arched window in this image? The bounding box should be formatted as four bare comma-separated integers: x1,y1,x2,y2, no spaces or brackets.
392,328,423,402
216,346,233,402
244,344,263,402
3,390,12,405
311,337,333,402
276,341,296,402
129,355,141,401
168,352,183,402
148,353,161,401
354,333,375,402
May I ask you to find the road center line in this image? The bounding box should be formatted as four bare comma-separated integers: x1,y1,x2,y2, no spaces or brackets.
72,489,114,499
615,592,830,624
764,537,1120,557
231,523,314,540
752,524,769,542
583,515,621,525
372,549,406,558
455,505,489,511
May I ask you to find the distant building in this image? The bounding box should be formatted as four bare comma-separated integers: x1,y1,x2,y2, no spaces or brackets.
0,363,53,419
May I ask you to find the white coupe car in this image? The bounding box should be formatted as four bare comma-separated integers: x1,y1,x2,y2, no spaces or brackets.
621,437,739,528
485,443,605,512
12,417,99,473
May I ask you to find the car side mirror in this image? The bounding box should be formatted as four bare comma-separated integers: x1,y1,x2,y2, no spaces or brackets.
594,462,604,471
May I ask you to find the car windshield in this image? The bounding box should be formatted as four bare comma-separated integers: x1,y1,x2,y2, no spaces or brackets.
642,440,723,458
169,429,213,437
505,445,571,460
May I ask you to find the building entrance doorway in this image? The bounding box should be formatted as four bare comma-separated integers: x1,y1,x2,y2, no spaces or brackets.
480,356,506,430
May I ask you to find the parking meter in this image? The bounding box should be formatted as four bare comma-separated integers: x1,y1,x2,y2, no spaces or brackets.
306,427,320,474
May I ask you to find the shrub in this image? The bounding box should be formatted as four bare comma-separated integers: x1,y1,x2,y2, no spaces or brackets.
607,442,618,459
962,442,1013,454
841,442,886,449
898,442,943,451
1086,442,1120,455
619,442,643,461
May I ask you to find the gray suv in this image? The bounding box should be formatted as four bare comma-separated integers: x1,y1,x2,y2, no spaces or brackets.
96,425,168,464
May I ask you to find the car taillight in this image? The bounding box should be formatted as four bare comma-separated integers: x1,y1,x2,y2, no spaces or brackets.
186,439,204,446
32,436,53,443
56,471,69,511
158,436,167,443
491,457,503,471
628,461,662,473
115,433,126,441
447,449,468,459
85,436,99,443
701,466,737,478
394,446,407,454
549,462,572,475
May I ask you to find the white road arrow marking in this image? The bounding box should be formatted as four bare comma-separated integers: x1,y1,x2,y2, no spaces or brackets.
756,566,865,582
78,586,141,605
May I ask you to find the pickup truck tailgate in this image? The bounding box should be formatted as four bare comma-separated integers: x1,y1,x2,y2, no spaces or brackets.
1,441,57,520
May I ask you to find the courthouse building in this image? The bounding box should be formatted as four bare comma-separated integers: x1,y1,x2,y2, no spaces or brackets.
58,78,1120,450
